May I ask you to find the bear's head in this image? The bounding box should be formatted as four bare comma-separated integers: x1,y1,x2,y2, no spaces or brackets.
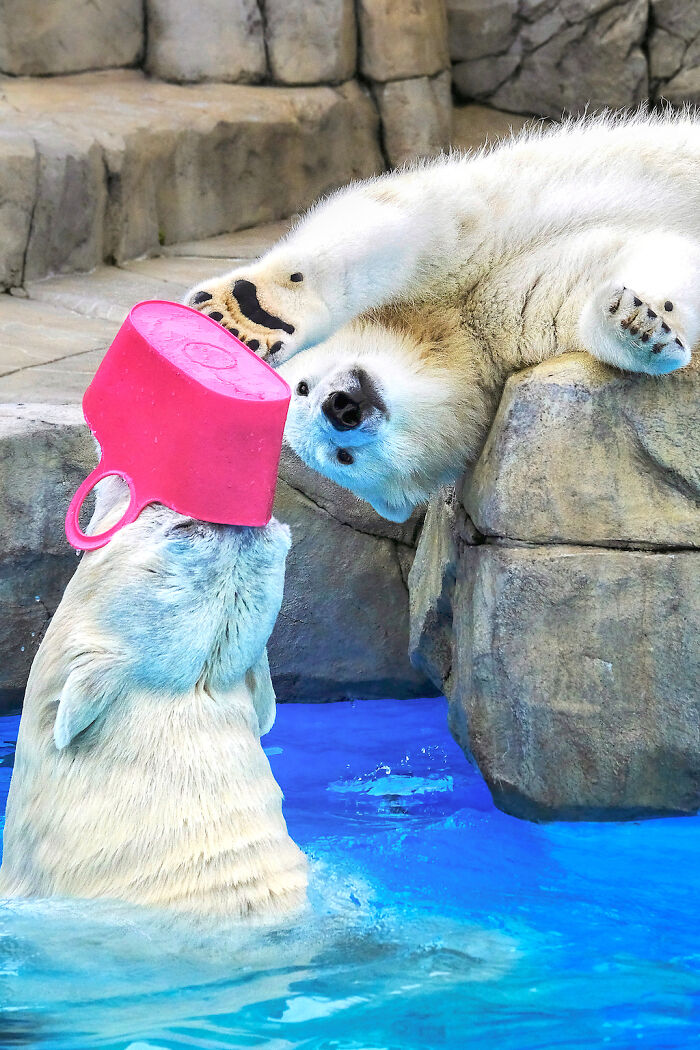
280,319,478,522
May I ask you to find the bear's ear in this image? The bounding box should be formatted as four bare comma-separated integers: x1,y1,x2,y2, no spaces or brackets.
54,655,125,750
244,648,277,738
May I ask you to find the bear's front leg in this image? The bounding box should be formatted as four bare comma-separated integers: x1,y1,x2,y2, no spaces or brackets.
185,263,316,363
579,233,700,375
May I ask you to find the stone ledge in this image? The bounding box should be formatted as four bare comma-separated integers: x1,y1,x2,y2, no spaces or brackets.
0,71,383,287
450,543,700,821
464,353,700,550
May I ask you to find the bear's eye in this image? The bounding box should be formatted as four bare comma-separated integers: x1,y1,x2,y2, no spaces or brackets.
296,381,309,396
290,272,304,283
337,449,354,465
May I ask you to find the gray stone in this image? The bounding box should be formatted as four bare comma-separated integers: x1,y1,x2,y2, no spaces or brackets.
408,490,458,693
270,476,436,701
0,405,93,690
448,0,519,62
0,72,383,281
650,0,700,103
450,543,700,820
25,266,183,325
0,130,36,291
451,104,536,153
375,71,452,166
451,0,648,118
0,298,113,379
464,354,700,550
0,0,143,75
161,220,292,259
266,0,357,85
359,0,449,82
145,0,266,84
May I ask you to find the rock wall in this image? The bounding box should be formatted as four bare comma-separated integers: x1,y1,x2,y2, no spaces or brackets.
409,354,700,821
448,0,700,117
0,406,435,706
0,0,452,184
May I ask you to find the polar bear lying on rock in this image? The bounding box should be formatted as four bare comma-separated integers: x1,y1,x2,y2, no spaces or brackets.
187,112,700,522
0,480,307,918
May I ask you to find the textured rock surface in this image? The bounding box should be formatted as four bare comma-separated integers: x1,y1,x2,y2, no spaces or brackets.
0,72,383,284
408,490,460,694
359,0,449,82
451,103,533,153
650,0,700,105
374,71,452,165
0,406,94,692
0,131,36,290
271,476,435,701
266,0,357,85
145,0,266,83
0,405,434,702
409,352,700,821
450,544,700,821
450,0,648,118
0,0,143,75
464,354,700,550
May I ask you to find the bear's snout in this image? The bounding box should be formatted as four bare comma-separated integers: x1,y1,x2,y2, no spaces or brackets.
321,368,387,431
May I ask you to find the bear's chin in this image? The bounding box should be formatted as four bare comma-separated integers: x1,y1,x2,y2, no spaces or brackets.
367,495,415,523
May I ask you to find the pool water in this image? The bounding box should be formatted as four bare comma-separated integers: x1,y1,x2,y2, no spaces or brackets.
1,697,699,1050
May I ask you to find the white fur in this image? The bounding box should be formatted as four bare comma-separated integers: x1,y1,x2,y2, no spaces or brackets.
187,111,700,520
0,484,307,917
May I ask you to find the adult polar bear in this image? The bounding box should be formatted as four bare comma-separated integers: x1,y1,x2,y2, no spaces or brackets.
187,113,700,522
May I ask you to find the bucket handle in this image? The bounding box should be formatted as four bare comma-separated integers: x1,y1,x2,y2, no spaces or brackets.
65,465,147,551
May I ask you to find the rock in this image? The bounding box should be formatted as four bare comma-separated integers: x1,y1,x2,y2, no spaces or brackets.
408,490,457,693
0,130,36,290
359,0,449,82
145,0,266,84
649,0,700,104
449,543,700,820
451,104,536,154
265,0,357,85
448,0,519,62
0,405,94,691
0,71,383,282
0,403,435,702
451,0,648,118
0,0,143,75
374,71,452,166
270,477,436,702
464,354,700,550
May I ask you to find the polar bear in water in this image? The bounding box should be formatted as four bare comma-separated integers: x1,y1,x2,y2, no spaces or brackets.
187,112,700,522
0,480,307,917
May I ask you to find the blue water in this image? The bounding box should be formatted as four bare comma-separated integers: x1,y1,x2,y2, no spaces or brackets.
1,697,699,1049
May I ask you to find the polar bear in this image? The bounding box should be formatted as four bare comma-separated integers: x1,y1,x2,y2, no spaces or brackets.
0,481,307,917
186,112,700,522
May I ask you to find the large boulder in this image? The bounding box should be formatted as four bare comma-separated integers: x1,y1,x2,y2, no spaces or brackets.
450,0,648,118
465,354,700,549
0,407,434,704
374,71,452,166
409,354,700,820
0,72,384,285
358,0,449,82
649,0,700,105
265,0,357,85
0,0,143,76
145,0,266,84
451,543,700,821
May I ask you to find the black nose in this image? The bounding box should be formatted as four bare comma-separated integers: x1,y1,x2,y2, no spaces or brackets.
322,391,363,431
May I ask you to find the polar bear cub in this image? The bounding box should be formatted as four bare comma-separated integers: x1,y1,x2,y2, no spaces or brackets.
0,480,307,918
186,112,700,522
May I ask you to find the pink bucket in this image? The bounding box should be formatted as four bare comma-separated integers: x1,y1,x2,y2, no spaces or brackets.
65,300,290,551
